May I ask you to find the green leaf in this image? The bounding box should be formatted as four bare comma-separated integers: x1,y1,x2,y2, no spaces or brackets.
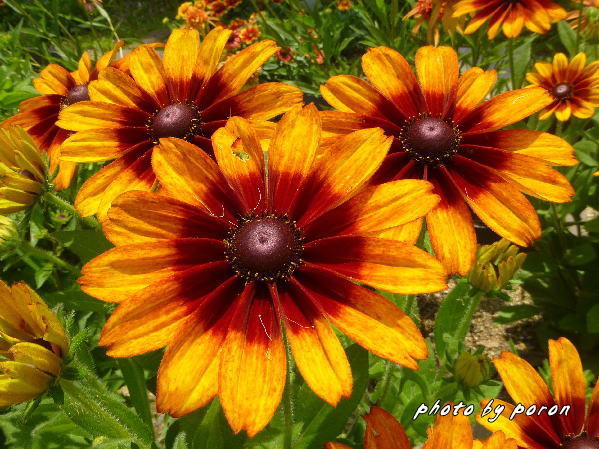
53,229,113,263
512,36,535,88
587,304,599,334
117,359,153,430
574,140,599,166
293,344,369,449
59,378,154,449
494,304,541,324
172,434,189,449
565,243,597,266
557,21,577,56
434,279,481,360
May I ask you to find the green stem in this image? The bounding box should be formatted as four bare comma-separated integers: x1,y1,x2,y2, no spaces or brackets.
283,357,294,449
43,192,101,230
21,241,78,273
376,360,395,406
575,0,584,53
508,38,517,89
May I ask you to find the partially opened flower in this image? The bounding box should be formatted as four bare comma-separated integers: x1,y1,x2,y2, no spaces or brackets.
403,0,462,45
78,106,447,436
1,42,124,190
526,53,599,121
0,126,47,215
468,239,527,292
452,0,567,39
320,45,577,276
478,338,599,449
326,406,517,449
0,281,68,407
57,27,303,219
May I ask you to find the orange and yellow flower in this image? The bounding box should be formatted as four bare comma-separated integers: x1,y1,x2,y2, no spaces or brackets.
78,106,448,436
337,0,352,10
453,0,567,39
320,45,577,276
57,27,303,219
526,53,599,121
0,281,68,407
326,406,517,449
478,337,599,449
403,0,462,45
1,42,124,191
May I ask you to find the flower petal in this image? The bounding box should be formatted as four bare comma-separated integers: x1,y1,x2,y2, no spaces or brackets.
219,283,286,437
304,236,447,294
415,46,459,117
128,46,170,107
361,46,423,118
33,64,74,96
319,111,400,138
427,170,477,276
104,191,228,245
588,379,599,437
57,101,149,132
279,283,352,406
423,413,473,449
548,338,586,437
460,87,554,134
295,268,427,369
196,27,232,88
163,28,200,102
88,67,155,111
60,128,149,162
466,129,577,166
363,407,411,449
447,160,541,247
454,68,498,123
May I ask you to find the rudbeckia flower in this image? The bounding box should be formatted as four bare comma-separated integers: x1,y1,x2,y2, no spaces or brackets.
320,45,577,276
452,0,567,39
326,406,517,449
0,126,47,215
478,338,599,449
78,106,447,436
526,53,599,121
57,27,303,219
0,281,68,407
1,42,124,190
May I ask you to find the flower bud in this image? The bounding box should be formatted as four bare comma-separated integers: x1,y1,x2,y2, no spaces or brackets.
468,239,527,292
455,351,491,388
0,281,68,406
0,215,17,248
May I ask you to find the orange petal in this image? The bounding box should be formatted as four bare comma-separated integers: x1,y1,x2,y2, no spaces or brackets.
427,170,476,276
363,406,411,449
95,40,125,72
295,268,428,369
268,104,321,215
280,283,352,406
57,101,149,131
219,283,286,437
475,431,518,449
104,191,227,245
548,338,586,437
153,137,240,217
199,39,278,107
128,46,170,108
377,218,423,244
415,46,459,116
88,67,155,110
156,277,241,417
304,236,447,294
454,68,498,123
361,46,423,118
320,75,401,121
74,51,93,85
319,110,400,138
423,413,473,449
297,127,392,225
80,238,226,303
33,64,74,96
60,128,149,162
467,129,577,166
163,28,200,102
588,379,599,437
461,87,554,134
304,179,438,240
447,160,541,247
196,27,232,87
325,444,354,449
212,117,265,213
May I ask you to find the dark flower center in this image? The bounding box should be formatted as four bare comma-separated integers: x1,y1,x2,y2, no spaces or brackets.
553,83,573,100
400,115,461,164
63,85,89,106
562,435,599,449
150,103,199,142
225,215,304,283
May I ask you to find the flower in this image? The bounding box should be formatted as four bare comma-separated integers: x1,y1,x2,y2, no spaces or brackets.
337,0,352,11
478,337,599,449
0,280,68,407
526,53,599,121
326,406,517,449
239,26,261,44
57,27,303,219
177,2,214,29
276,46,294,63
468,239,526,292
78,106,448,436
0,216,17,248
1,42,124,191
320,45,577,276
453,0,567,39
403,0,462,45
567,1,599,42
0,126,47,215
